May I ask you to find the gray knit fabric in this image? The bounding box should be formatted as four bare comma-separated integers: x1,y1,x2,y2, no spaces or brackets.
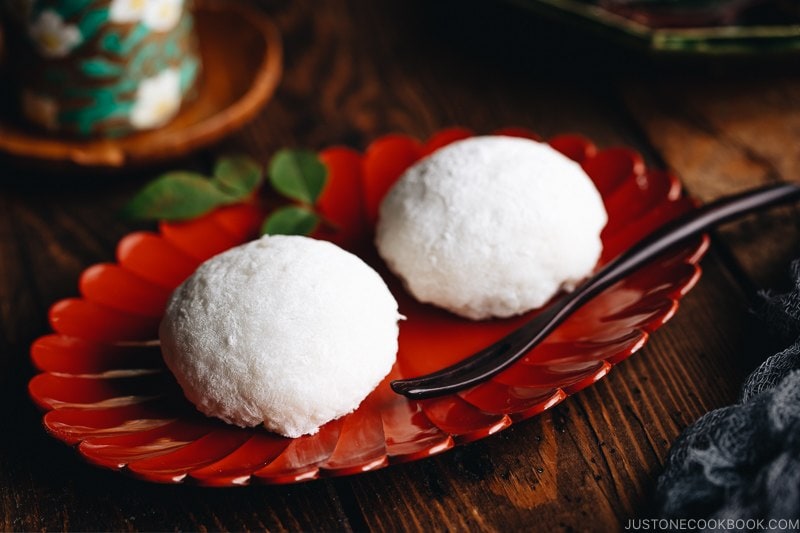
656,260,800,523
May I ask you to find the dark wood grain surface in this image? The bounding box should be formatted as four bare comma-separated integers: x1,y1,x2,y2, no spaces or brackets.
2,0,799,531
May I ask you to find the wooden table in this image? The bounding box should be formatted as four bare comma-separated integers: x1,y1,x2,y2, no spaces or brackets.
2,0,798,530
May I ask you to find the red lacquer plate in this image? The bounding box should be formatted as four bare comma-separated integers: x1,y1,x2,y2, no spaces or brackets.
29,127,708,486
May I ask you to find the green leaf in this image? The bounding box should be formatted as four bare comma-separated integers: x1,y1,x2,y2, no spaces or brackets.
121,172,234,221
212,156,264,200
268,149,327,204
261,205,320,236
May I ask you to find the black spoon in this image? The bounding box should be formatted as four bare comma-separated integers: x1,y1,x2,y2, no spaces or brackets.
390,182,800,400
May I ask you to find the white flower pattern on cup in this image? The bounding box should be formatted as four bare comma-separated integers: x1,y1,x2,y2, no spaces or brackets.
28,10,82,58
109,0,148,24
143,0,183,32
130,68,182,129
21,91,59,131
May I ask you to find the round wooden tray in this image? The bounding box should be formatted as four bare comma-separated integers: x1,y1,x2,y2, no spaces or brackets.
0,0,282,173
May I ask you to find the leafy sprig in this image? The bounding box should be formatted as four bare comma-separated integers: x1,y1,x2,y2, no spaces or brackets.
261,149,327,236
121,156,263,221
122,150,330,238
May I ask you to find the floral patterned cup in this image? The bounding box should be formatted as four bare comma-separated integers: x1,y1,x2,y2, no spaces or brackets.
1,0,201,137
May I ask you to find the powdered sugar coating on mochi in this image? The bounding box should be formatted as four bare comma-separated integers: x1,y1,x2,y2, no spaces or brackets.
375,136,608,320
159,235,401,438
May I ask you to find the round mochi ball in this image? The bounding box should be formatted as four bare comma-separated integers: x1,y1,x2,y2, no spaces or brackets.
159,235,401,438
375,136,608,320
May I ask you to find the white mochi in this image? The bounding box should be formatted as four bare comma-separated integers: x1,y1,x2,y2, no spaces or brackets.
375,136,607,320
160,235,401,438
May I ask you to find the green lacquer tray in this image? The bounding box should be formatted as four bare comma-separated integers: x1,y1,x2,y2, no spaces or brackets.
504,0,800,56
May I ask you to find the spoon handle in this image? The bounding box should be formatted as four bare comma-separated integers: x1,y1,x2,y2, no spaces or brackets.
391,182,800,399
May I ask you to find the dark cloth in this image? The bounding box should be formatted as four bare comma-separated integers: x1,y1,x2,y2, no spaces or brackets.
656,260,800,524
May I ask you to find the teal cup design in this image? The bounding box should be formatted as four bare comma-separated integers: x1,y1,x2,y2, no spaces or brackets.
1,0,201,137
